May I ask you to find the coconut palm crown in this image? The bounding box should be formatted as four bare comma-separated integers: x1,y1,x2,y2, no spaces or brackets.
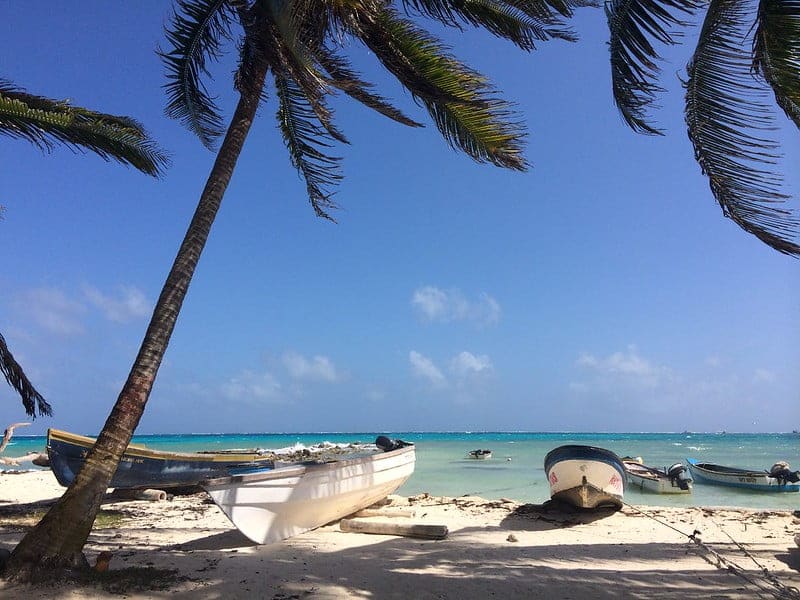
160,0,587,217
606,0,800,256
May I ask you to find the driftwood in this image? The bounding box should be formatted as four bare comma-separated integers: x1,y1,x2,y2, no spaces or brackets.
109,488,168,502
0,451,46,466
340,518,448,540
0,422,30,453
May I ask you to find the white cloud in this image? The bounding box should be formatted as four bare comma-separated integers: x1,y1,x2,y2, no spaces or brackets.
16,287,85,335
84,285,150,322
450,351,493,377
282,352,342,382
753,368,776,383
576,346,668,388
409,351,447,386
221,370,282,402
411,286,500,326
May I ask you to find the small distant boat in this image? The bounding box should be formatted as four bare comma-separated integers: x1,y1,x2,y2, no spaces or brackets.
47,428,274,489
467,449,492,460
686,458,800,492
201,436,416,544
623,459,692,494
544,445,625,509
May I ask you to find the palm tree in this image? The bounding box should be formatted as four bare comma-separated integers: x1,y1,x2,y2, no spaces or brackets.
0,80,168,422
6,0,582,580
606,0,800,255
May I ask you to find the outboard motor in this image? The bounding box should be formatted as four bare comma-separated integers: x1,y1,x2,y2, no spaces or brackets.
375,436,413,452
769,461,800,485
667,463,691,490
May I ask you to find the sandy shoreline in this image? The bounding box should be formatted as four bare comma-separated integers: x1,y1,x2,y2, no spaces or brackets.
0,470,798,599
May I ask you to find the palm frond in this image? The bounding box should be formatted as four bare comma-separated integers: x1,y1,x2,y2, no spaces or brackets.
161,0,237,149
347,5,527,170
0,80,168,176
261,2,349,144
403,0,590,22
316,49,424,127
606,0,701,135
274,73,343,219
0,333,52,418
753,0,800,129
685,0,800,256
403,0,578,47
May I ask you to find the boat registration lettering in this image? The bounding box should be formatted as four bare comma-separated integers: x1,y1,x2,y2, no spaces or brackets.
549,471,558,484
737,477,757,483
609,474,622,491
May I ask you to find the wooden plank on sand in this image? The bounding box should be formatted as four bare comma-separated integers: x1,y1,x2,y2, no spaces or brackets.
340,518,448,539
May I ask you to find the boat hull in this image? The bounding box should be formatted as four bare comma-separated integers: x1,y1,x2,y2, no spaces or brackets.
47,428,273,489
686,458,800,492
202,444,416,544
544,445,625,509
624,462,692,494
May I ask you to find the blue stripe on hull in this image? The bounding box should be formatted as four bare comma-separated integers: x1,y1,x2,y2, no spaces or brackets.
48,438,269,489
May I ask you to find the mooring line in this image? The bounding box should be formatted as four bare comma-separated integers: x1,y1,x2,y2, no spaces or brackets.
621,500,800,600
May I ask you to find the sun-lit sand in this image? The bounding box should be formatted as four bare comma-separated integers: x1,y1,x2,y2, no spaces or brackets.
0,470,798,599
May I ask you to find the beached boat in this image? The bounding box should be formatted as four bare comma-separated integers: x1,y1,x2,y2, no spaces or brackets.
544,445,625,509
467,449,492,460
201,437,416,544
686,458,800,492
47,428,274,489
623,459,692,494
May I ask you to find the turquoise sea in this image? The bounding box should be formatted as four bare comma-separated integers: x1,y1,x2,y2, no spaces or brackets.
4,431,799,511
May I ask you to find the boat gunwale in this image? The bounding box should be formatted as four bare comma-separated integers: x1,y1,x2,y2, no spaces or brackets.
48,428,274,463
201,444,416,487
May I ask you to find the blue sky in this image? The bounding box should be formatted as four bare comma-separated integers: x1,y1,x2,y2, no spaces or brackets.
2,2,798,435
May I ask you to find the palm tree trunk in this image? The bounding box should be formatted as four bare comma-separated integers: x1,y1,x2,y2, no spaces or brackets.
6,64,269,581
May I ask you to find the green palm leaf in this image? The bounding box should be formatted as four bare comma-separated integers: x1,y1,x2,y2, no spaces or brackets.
685,0,800,256
0,333,52,418
606,0,701,135
161,0,237,149
274,73,343,219
0,80,167,176
347,5,527,170
753,0,800,129
403,0,578,48
317,49,424,126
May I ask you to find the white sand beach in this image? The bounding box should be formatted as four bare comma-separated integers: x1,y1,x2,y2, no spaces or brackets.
1,470,798,599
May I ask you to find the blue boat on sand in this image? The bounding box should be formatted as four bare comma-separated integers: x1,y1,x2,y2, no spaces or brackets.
47,428,274,489
686,458,800,492
544,445,626,509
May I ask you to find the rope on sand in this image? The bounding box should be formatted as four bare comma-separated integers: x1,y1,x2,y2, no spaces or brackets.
622,500,800,600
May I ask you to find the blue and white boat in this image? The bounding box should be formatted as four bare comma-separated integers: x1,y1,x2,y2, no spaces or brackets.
686,458,800,492
544,445,626,509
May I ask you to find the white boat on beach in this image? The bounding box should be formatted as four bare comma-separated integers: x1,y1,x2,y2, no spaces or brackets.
623,459,692,494
544,445,625,509
201,437,416,544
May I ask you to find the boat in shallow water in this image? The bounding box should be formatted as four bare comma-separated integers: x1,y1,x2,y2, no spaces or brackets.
544,445,625,509
623,459,692,494
467,449,492,460
47,428,275,489
201,437,416,544
686,458,800,492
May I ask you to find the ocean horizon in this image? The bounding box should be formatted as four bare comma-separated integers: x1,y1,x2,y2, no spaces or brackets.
4,431,799,512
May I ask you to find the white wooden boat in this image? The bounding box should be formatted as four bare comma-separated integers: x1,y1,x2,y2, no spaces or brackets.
686,458,800,492
544,445,625,509
467,449,492,460
201,438,416,544
623,459,692,494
